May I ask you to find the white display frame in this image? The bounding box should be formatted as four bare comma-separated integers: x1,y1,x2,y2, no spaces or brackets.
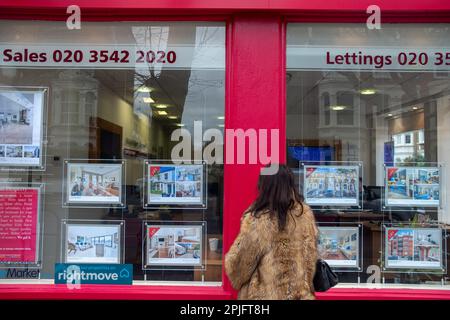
0,182,45,269
300,161,363,211
143,160,207,210
383,164,444,210
142,220,207,271
382,224,446,274
61,219,125,265
317,223,363,272
62,159,126,208
0,86,48,171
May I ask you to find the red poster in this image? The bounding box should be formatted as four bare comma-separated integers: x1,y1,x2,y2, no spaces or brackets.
0,188,39,263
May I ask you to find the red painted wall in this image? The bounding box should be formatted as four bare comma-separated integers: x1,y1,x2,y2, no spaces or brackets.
223,14,286,294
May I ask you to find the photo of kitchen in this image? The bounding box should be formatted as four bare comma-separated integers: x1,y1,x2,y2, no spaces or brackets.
146,226,202,267
304,166,359,206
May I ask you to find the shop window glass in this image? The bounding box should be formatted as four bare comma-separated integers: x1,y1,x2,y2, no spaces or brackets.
0,21,225,284
287,23,450,286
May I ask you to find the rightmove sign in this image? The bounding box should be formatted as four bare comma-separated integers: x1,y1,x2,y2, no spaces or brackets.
55,263,133,285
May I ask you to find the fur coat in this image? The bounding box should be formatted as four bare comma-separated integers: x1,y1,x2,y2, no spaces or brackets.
225,202,318,300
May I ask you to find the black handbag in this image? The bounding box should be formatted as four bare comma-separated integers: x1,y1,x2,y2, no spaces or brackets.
313,259,339,292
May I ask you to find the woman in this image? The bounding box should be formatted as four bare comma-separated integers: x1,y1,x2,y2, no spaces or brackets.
225,165,318,300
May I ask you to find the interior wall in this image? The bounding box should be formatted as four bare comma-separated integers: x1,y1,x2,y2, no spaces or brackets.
437,95,450,224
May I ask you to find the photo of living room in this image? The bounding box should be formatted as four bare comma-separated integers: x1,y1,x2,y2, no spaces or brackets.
146,226,202,267
66,224,120,264
0,88,44,167
386,167,440,206
318,227,359,268
67,163,122,204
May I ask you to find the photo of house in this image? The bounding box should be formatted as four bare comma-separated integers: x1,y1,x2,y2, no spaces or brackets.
414,229,441,264
386,167,440,206
66,224,121,264
317,227,359,268
387,229,414,262
385,228,442,269
304,165,359,206
67,163,122,204
148,164,203,205
146,226,202,267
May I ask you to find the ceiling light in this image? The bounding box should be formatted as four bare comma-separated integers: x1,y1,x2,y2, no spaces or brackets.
176,123,185,127
330,105,347,111
143,97,154,103
412,106,418,110
157,111,168,116
218,124,225,127
217,116,225,120
168,116,177,119
155,104,168,109
388,113,393,117
360,89,377,95
137,87,152,93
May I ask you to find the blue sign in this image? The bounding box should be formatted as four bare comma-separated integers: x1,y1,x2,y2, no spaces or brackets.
384,141,394,165
55,264,133,285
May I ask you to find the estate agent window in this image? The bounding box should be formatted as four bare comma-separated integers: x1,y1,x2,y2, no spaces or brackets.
0,20,225,284
287,23,450,285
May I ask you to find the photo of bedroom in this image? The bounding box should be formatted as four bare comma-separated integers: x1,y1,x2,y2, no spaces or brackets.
146,225,202,267
67,163,122,204
65,224,121,264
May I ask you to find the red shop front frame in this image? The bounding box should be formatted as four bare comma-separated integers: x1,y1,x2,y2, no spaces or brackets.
0,0,449,300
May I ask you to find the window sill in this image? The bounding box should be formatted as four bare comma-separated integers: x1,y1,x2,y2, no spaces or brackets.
0,282,232,300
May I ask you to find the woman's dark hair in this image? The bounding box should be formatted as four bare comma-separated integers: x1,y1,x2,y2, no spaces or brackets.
249,164,304,231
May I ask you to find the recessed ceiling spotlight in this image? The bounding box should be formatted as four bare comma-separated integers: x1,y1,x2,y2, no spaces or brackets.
360,89,377,95
137,87,152,93
388,113,393,117
331,105,347,111
155,104,168,109
157,111,168,116
143,97,154,103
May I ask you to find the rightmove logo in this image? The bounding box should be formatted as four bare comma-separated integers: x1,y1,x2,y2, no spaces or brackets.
55,263,133,288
